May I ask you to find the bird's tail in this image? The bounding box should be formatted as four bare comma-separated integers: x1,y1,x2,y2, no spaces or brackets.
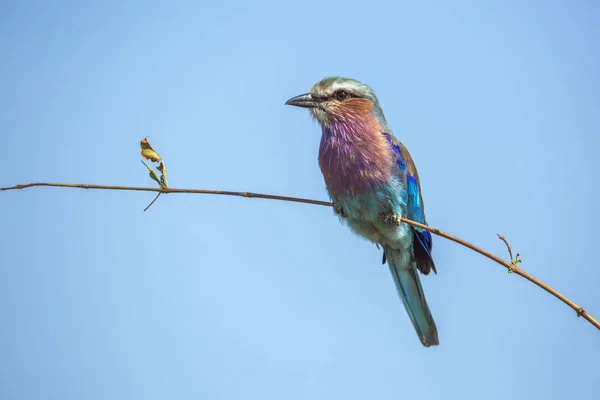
385,247,439,347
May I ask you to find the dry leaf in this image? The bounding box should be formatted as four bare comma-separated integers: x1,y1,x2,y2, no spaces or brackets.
140,138,168,188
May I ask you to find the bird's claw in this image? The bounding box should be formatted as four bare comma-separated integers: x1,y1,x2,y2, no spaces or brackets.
333,203,347,218
383,214,402,226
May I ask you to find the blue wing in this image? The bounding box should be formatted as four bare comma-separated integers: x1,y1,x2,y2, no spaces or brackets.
383,132,436,275
407,175,435,275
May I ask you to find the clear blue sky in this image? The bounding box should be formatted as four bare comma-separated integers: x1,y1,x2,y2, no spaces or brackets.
1,1,598,399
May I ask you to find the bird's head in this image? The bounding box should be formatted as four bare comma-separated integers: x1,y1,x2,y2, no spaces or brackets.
285,77,386,127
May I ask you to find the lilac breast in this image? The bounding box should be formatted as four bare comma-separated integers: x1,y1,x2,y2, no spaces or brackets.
318,118,393,197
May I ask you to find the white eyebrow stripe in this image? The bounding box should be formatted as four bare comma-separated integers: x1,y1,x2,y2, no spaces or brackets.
311,80,372,98
329,80,367,93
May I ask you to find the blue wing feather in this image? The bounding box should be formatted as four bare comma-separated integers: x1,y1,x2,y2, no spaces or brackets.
383,132,436,275
382,132,406,171
407,172,436,275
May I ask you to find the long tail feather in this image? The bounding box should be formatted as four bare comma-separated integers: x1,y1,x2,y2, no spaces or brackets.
386,248,439,347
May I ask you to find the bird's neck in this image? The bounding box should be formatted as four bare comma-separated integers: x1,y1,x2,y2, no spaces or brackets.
318,115,393,197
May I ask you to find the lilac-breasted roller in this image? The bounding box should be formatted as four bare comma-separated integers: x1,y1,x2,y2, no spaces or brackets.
286,77,439,346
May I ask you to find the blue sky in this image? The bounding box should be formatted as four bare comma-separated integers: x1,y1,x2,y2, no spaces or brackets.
1,1,599,399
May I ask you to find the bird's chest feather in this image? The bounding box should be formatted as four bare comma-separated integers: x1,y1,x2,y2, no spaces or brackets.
318,120,405,220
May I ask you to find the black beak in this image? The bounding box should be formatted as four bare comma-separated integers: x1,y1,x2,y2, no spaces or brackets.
285,93,322,109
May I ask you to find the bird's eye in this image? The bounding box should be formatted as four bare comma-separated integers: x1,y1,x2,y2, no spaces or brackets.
336,90,348,100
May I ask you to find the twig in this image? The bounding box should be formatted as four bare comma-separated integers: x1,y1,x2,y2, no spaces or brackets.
0,183,331,206
143,193,162,212
2,181,599,331
497,234,522,273
497,234,514,260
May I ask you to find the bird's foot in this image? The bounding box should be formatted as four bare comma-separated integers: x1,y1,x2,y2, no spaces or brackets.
382,213,402,226
333,203,347,218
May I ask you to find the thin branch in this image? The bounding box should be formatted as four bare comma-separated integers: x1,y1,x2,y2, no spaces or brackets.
497,234,522,273
497,234,515,261
143,193,162,212
0,182,331,207
2,181,599,331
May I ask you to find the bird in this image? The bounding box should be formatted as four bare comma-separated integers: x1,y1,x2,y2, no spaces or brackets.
286,77,439,347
